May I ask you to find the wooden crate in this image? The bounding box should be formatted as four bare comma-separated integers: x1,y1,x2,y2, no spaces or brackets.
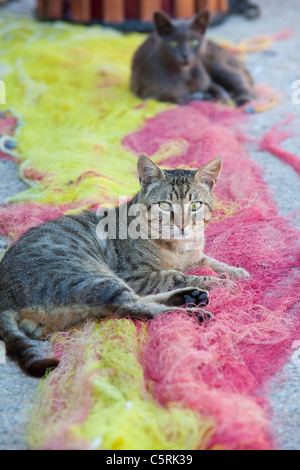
36,0,229,24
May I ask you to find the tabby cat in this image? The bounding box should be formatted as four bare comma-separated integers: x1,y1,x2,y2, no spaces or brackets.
0,156,249,377
131,9,256,105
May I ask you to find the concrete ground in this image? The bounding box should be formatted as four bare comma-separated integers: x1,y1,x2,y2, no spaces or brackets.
0,0,299,450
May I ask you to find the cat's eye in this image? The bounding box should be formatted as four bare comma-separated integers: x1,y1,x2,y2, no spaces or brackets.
169,40,179,48
159,201,172,211
190,39,200,48
190,201,202,212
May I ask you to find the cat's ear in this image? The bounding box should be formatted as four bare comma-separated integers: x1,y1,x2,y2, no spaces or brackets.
153,10,174,36
190,9,211,35
137,155,165,189
194,157,223,190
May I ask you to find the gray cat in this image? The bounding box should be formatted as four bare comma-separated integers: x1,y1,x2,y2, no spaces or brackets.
0,156,249,377
131,9,256,105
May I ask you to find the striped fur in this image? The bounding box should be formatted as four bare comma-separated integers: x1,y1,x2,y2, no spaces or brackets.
0,156,249,377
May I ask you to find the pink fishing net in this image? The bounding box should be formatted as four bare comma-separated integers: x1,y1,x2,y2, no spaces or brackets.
259,121,300,175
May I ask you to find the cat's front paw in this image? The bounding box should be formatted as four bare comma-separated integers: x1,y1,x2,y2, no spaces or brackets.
219,268,250,280
183,288,209,307
216,90,232,104
189,275,236,291
231,268,250,280
182,307,214,323
235,94,254,106
197,309,214,323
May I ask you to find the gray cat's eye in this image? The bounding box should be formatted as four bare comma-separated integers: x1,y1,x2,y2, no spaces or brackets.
169,40,179,48
190,39,200,48
159,201,172,211
190,201,202,212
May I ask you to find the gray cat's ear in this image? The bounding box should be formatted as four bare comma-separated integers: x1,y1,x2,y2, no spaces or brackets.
191,9,211,35
194,157,223,189
153,10,174,36
137,155,165,189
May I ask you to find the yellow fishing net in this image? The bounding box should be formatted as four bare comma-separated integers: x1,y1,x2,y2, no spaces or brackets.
0,16,169,207
26,320,214,450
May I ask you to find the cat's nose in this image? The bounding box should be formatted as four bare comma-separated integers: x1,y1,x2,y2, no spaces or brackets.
180,50,189,65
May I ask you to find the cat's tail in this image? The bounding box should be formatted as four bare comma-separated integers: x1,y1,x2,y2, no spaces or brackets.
0,310,59,378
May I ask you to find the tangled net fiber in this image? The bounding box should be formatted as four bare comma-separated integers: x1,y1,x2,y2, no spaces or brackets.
0,17,299,450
